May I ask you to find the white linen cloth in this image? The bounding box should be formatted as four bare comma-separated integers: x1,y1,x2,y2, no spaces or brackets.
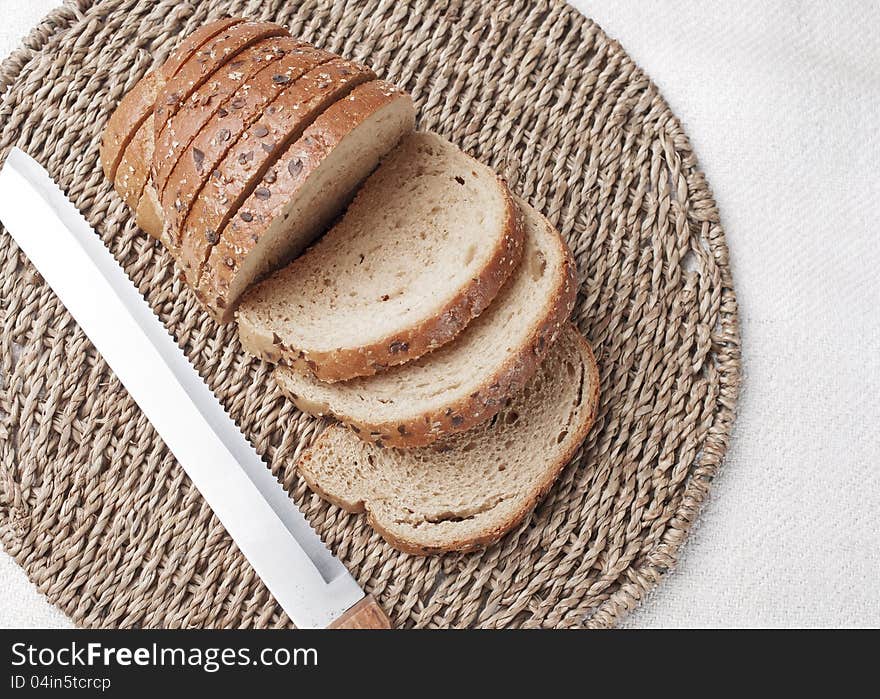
1,0,878,628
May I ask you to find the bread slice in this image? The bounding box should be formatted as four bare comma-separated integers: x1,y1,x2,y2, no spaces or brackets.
100,18,244,181
111,115,162,242
297,325,600,555
237,132,525,382
112,115,164,244
152,36,311,199
177,57,374,287
198,81,415,323
152,21,289,147
100,71,159,182
274,199,576,447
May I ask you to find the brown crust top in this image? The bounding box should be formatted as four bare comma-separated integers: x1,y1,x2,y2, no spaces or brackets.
153,36,308,200
276,204,577,447
247,170,526,383
200,81,413,322
160,45,335,254
177,57,373,287
298,327,601,555
152,21,289,149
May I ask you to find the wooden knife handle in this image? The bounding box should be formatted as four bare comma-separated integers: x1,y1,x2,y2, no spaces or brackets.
328,595,391,629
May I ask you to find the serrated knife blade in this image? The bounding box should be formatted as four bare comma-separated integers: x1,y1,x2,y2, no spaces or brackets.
0,148,364,628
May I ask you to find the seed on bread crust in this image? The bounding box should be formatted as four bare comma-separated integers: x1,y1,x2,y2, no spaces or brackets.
389,341,409,354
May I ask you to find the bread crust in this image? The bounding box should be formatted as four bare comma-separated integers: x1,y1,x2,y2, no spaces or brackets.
177,58,374,287
100,18,244,182
239,153,526,382
276,205,577,447
297,328,601,555
152,21,289,149
199,81,414,322
153,37,310,201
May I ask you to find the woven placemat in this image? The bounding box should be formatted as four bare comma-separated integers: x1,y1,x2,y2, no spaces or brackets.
0,0,740,628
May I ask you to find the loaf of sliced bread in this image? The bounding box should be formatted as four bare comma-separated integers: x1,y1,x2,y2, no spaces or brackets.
152,21,288,147
275,199,576,447
236,132,525,382
297,325,600,554
177,57,374,286
100,18,244,182
160,45,338,251
198,81,415,322
152,36,310,199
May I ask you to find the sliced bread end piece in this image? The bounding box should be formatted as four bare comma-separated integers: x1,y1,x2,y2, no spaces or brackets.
196,81,416,323
275,198,577,447
296,325,600,555
237,132,525,382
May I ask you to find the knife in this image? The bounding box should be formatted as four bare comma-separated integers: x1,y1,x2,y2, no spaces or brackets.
0,147,388,629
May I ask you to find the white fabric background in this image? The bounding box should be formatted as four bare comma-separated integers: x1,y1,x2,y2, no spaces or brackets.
1,0,878,629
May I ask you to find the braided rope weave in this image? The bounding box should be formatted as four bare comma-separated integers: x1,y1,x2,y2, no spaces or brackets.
0,0,740,628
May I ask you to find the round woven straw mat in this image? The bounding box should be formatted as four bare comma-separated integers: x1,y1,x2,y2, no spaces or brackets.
0,0,740,628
